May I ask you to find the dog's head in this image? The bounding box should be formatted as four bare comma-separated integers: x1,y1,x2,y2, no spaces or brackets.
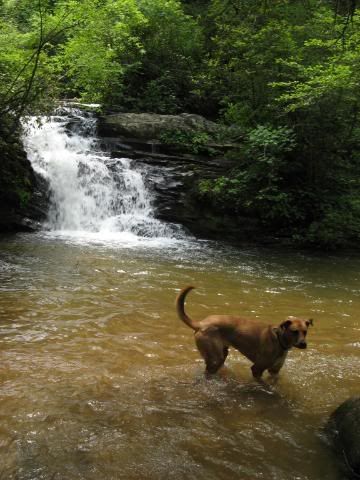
279,316,313,349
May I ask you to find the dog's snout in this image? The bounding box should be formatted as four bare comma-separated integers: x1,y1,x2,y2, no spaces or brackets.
297,342,307,349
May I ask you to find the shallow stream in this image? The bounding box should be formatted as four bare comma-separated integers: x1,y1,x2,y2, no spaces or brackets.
0,232,359,479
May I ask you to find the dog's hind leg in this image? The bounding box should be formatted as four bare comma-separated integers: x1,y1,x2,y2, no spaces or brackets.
195,330,227,375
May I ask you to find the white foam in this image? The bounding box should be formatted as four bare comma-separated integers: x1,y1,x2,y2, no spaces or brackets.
22,109,184,245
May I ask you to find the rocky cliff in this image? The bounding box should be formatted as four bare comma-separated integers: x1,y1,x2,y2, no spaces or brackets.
0,116,48,232
97,112,261,242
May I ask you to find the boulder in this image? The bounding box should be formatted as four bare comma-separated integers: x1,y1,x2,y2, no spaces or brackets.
327,397,360,478
97,112,221,140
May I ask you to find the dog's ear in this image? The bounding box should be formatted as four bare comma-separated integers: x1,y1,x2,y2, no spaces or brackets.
280,319,292,330
306,319,313,327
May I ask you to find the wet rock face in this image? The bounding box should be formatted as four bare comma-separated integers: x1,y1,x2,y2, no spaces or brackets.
97,111,263,243
327,397,360,478
0,118,49,233
104,148,261,243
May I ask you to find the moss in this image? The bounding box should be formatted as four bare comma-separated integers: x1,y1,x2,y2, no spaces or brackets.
14,187,31,208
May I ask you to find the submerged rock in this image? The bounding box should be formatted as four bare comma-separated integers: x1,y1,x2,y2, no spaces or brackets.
327,397,360,478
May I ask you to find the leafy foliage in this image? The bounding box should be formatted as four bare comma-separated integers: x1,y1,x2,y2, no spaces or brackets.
53,0,146,104
159,129,216,155
2,0,360,247
199,125,299,226
195,0,360,248
122,0,204,113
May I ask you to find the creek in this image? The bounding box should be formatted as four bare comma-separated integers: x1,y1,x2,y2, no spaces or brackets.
0,108,359,479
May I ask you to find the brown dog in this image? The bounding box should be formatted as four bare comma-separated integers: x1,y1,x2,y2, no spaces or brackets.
176,286,313,379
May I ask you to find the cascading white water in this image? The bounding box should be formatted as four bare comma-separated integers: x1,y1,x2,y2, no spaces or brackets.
22,107,181,242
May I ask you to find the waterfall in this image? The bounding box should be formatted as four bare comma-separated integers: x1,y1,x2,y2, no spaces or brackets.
22,107,181,241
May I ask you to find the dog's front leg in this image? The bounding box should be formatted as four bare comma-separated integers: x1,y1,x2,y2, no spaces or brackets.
267,355,286,381
251,364,265,380
268,366,281,376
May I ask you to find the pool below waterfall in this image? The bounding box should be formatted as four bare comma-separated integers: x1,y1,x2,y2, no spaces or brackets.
0,232,359,479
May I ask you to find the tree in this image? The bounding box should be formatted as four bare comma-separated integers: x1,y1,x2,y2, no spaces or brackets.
53,0,146,105
0,0,78,122
120,0,205,113
195,0,360,247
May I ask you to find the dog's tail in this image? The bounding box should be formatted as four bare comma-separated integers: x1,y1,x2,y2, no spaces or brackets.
176,285,199,331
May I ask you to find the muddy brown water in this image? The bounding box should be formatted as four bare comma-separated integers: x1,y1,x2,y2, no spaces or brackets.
0,232,359,479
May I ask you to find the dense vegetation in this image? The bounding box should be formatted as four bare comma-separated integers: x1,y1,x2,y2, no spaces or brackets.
1,0,360,248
